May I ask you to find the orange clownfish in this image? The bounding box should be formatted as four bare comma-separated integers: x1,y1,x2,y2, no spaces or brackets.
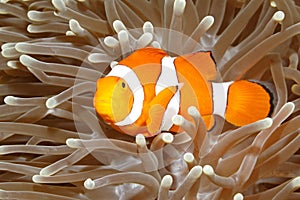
94,47,275,137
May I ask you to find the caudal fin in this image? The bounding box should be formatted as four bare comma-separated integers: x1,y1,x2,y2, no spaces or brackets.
225,80,276,126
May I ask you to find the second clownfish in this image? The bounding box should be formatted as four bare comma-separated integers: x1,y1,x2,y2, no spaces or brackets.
94,47,276,137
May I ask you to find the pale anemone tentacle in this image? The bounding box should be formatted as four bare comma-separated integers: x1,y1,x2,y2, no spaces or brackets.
33,167,118,184
213,0,265,62
136,134,161,181
52,0,110,34
39,148,91,176
27,10,64,22
0,144,73,155
183,152,197,169
150,132,174,151
45,82,95,109
170,165,203,200
233,193,244,200
203,164,235,188
221,10,286,73
19,54,102,81
66,138,137,154
183,15,214,52
83,172,160,199
269,54,288,114
233,103,295,186
68,19,99,46
167,0,186,53
158,175,173,200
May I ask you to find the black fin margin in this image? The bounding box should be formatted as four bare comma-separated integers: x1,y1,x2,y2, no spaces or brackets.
249,80,277,117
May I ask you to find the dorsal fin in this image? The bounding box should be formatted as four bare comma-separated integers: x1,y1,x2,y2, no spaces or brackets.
178,51,217,81
119,47,168,68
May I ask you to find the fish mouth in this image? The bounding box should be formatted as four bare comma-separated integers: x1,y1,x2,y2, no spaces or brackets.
94,100,108,105
93,98,112,108
93,100,114,123
101,115,114,124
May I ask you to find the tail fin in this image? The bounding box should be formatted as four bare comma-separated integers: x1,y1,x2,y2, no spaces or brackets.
225,80,276,126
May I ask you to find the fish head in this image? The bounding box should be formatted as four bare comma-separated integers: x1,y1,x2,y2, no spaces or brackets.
94,76,133,124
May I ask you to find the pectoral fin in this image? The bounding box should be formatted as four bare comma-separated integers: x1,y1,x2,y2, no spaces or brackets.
147,104,165,135
146,86,178,135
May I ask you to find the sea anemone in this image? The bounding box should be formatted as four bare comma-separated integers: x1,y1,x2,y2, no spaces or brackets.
0,0,299,199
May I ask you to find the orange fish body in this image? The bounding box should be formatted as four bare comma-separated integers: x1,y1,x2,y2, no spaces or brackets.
94,47,275,137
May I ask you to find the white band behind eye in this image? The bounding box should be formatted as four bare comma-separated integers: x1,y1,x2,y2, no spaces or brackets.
107,65,144,126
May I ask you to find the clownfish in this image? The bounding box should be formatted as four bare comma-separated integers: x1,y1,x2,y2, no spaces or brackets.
94,47,276,137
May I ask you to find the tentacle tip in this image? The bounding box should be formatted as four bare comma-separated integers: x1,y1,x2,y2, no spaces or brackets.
273,11,285,23
51,0,66,12
113,19,122,26
15,42,29,53
140,32,153,42
53,11,59,16
201,15,215,29
104,36,119,48
46,98,57,109
172,115,184,126
143,21,154,33
84,178,95,190
187,106,200,117
66,31,76,36
19,54,31,64
113,20,126,33
151,41,161,48
69,18,78,26
0,50,8,58
26,24,34,33
204,15,214,23
261,117,273,129
69,19,85,34
285,102,295,112
173,0,186,16
190,165,202,178
161,132,174,143
143,21,153,27
292,176,300,188
27,11,36,20
0,0,9,3
4,96,15,105
183,152,195,163
233,193,244,200
39,168,49,176
7,61,16,69
118,30,129,41
291,84,300,95
87,53,99,63
66,138,78,148
110,61,118,68
203,165,214,176
136,134,146,147
161,175,173,188
52,0,67,12
32,175,40,183
270,0,277,7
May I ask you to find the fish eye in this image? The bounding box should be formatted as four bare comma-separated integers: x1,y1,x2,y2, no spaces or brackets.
121,82,126,88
